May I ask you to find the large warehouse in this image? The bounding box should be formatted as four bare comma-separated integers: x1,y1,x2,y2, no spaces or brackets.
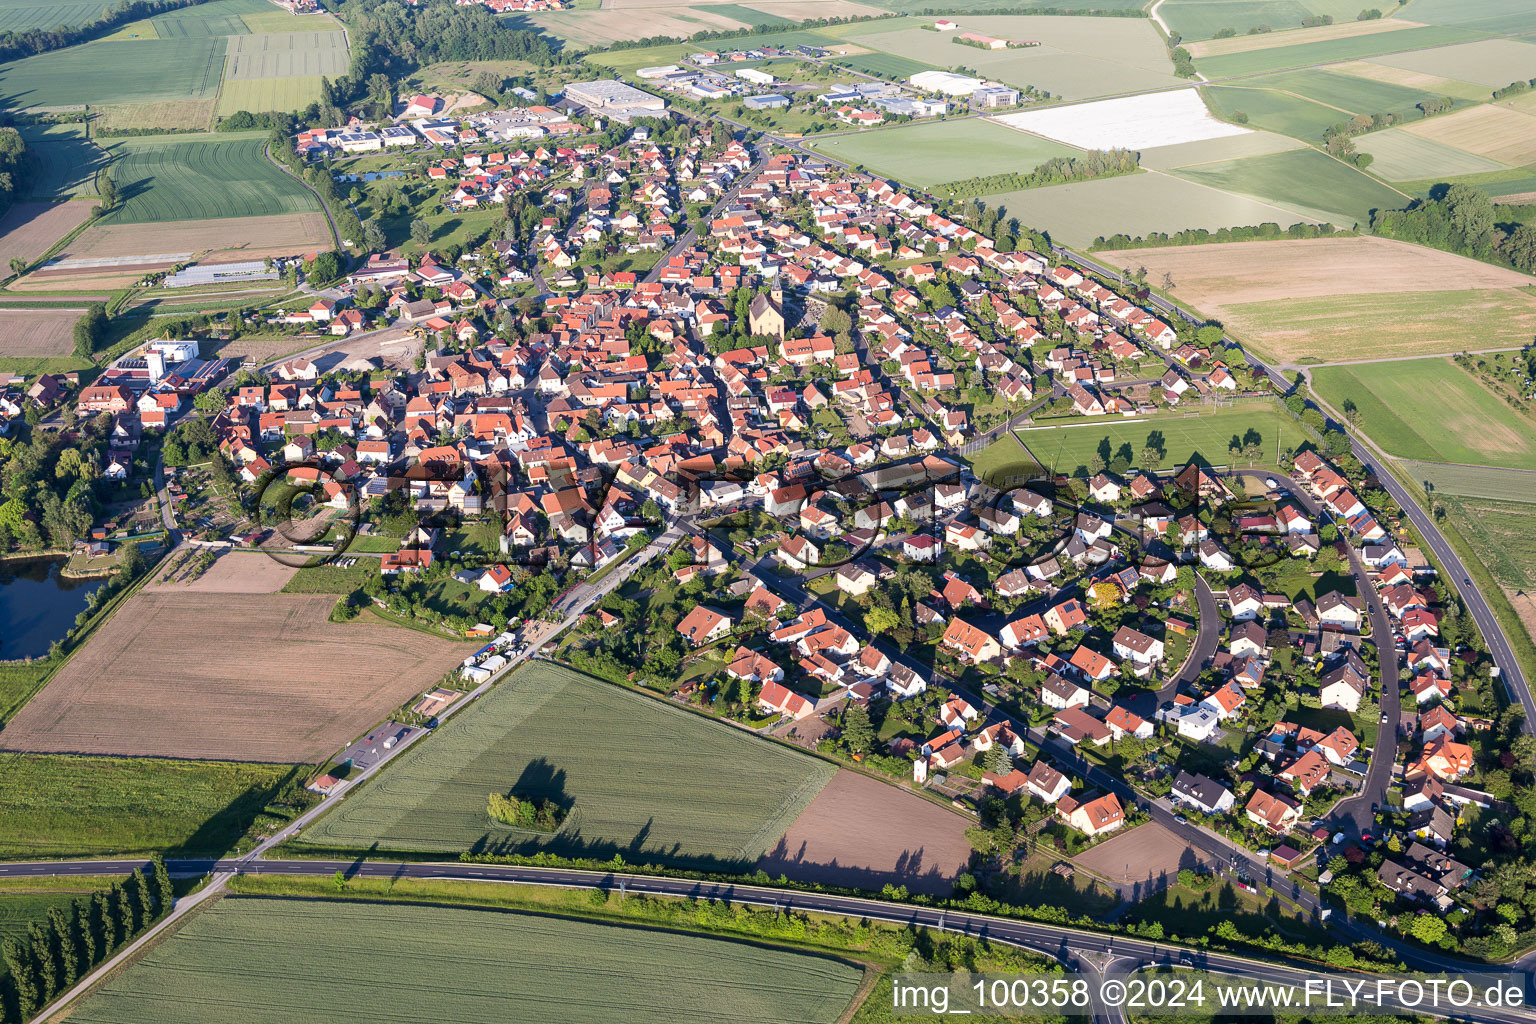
907,70,985,96
562,79,667,120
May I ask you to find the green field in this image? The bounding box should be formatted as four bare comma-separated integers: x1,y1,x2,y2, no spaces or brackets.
1401,0,1536,34
1311,358,1536,470
1436,495,1536,592
1203,82,1359,141
0,0,109,33
1254,67,1446,121
17,122,104,200
1195,25,1488,78
0,875,119,982
808,119,1079,187
1018,401,1293,475
297,662,836,865
0,753,297,859
709,3,796,28
68,897,863,1024
994,171,1319,247
1170,147,1409,226
1369,37,1536,89
830,51,937,79
965,433,1044,487
224,29,349,79
215,73,326,115
1354,127,1509,180
0,37,226,108
1400,460,1536,502
102,132,319,223
862,0,1145,10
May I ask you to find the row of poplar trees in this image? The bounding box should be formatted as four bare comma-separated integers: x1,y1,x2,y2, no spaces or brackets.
1,855,174,1023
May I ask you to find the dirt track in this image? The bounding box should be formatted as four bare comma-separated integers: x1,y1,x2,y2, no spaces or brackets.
757,770,973,895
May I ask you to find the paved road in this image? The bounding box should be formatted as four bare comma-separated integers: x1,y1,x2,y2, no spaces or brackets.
3,857,1532,1023
1159,571,1218,704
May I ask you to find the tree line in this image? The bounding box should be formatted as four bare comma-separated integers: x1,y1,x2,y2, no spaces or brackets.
1091,221,1340,250
1371,183,1536,274
0,858,174,1023
935,149,1138,199
0,129,24,223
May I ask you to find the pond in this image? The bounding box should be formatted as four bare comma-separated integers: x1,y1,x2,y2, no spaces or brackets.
0,557,107,660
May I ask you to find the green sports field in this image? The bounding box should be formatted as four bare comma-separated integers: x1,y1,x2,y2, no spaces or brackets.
0,753,296,859
1311,359,1536,471
1170,147,1409,226
1018,401,1293,476
808,119,1080,187
67,897,864,1024
102,132,320,223
0,37,226,107
1195,24,1488,78
297,662,836,866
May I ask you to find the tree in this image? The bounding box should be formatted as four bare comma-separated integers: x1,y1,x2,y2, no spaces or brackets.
28,918,59,1001
983,742,1013,776
842,703,873,756
98,173,117,212
410,218,432,246
50,907,78,987
1342,397,1359,424
73,898,96,970
363,219,387,252
1410,914,1447,944
132,867,155,926
73,302,108,359
1196,324,1224,346
115,881,137,938
3,937,39,1019
865,605,900,635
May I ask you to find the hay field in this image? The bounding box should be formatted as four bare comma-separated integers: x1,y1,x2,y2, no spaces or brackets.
994,171,1317,247
1225,287,1536,363
1105,236,1536,310
0,202,92,269
0,591,467,763
215,74,325,115
1354,128,1508,181
60,212,331,261
1311,359,1536,470
809,118,1079,186
299,662,837,867
102,133,319,223
758,770,972,895
94,99,215,132
224,29,349,79
68,898,864,1024
1402,104,1536,167
1370,37,1536,89
0,308,82,357
1185,16,1422,57
1402,460,1536,502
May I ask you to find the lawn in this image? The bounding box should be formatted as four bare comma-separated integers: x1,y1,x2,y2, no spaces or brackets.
1169,147,1409,228
1195,25,1488,78
1017,401,1292,475
807,119,1080,188
0,753,298,858
1311,359,1536,470
0,37,227,108
67,897,864,1024
102,132,319,224
965,433,1043,488
296,662,836,868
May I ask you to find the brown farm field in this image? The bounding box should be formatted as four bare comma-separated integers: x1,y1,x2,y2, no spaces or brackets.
57,212,332,263
145,551,297,594
1104,237,1536,362
1401,104,1536,166
0,202,93,271
0,590,465,763
1072,821,1216,896
0,308,82,357
756,769,973,895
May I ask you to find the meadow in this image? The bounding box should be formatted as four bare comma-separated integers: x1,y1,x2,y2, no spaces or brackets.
1310,359,1536,471
68,897,864,1024
1401,460,1536,502
102,132,320,223
94,98,216,132
1194,25,1486,78
1169,147,1410,226
297,662,837,867
994,171,1316,248
1435,496,1536,593
0,37,226,108
808,119,1078,186
1223,287,1536,363
1017,401,1292,475
0,753,296,858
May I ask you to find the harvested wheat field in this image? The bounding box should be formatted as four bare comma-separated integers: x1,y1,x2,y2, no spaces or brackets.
0,308,82,357
57,212,332,263
0,591,466,763
1402,104,1536,166
0,202,92,270
1185,18,1423,59
144,551,296,594
756,770,973,895
1111,236,1536,312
